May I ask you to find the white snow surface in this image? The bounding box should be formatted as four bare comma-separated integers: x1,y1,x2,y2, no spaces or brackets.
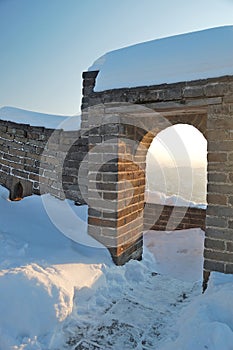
0,184,232,349
0,106,81,131
89,26,233,91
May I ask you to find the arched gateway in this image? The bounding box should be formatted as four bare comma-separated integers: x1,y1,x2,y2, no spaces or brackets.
81,26,233,283
0,27,233,286
83,98,207,261
81,69,233,284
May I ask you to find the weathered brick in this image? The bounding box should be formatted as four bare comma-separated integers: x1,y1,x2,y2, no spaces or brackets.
226,241,233,252
207,153,227,163
208,141,233,152
3,153,21,163
29,173,39,181
225,264,233,273
88,216,116,228
204,249,233,263
208,204,233,218
208,118,233,131
229,173,233,183
208,184,233,196
207,173,228,185
204,83,229,97
206,227,233,241
204,259,225,273
206,215,227,228
229,220,233,229
229,196,233,206
204,238,225,251
183,86,204,98
12,169,29,179
207,129,227,140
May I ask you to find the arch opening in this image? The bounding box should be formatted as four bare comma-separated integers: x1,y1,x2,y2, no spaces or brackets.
86,102,208,266
10,181,24,201
145,124,207,208
143,124,207,280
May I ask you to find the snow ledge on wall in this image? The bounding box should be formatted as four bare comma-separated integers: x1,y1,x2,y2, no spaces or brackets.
0,106,81,131
89,26,233,92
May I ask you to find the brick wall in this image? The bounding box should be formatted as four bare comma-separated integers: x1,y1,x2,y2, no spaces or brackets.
83,70,233,271
144,203,206,231
1,71,233,273
0,119,87,202
204,100,233,274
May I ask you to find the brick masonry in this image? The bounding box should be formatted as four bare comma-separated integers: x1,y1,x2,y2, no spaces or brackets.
82,71,233,273
144,203,206,232
1,71,233,274
0,119,87,202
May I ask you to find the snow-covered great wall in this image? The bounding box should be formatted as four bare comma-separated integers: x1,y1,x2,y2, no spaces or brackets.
82,26,233,270
0,106,206,233
1,26,233,274
0,107,86,202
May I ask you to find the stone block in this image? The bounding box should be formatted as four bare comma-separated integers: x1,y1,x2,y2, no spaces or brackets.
225,264,233,273
206,227,233,241
183,86,205,98
12,169,29,179
204,249,233,263
206,215,227,228
204,83,229,97
207,153,227,163
204,237,225,251
204,259,225,273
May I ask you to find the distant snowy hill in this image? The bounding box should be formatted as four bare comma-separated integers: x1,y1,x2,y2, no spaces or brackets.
89,26,233,91
0,106,81,131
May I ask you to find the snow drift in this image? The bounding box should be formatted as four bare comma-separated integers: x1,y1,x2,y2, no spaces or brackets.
0,183,232,350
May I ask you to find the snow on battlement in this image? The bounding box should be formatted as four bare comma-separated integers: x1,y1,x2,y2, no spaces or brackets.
89,26,233,91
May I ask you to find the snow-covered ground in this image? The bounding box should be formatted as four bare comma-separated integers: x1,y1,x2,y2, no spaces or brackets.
89,26,233,91
0,185,233,350
0,106,81,131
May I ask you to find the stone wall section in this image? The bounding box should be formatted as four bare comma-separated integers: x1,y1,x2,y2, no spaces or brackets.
80,70,99,204
144,203,206,232
205,97,233,274
1,70,233,273
0,119,86,202
83,71,233,271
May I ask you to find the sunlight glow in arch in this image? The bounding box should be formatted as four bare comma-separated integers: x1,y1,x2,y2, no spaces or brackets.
148,124,207,168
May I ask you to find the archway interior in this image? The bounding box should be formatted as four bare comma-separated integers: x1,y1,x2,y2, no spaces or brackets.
144,124,207,281
146,124,207,206
10,182,23,201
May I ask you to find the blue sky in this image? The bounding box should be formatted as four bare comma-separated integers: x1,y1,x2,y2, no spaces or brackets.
1,0,233,116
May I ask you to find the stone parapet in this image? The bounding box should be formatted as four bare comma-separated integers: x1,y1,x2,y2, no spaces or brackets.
0,119,87,202
144,203,206,231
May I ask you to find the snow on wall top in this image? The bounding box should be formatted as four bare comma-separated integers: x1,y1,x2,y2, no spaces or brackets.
0,106,81,131
89,26,233,92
